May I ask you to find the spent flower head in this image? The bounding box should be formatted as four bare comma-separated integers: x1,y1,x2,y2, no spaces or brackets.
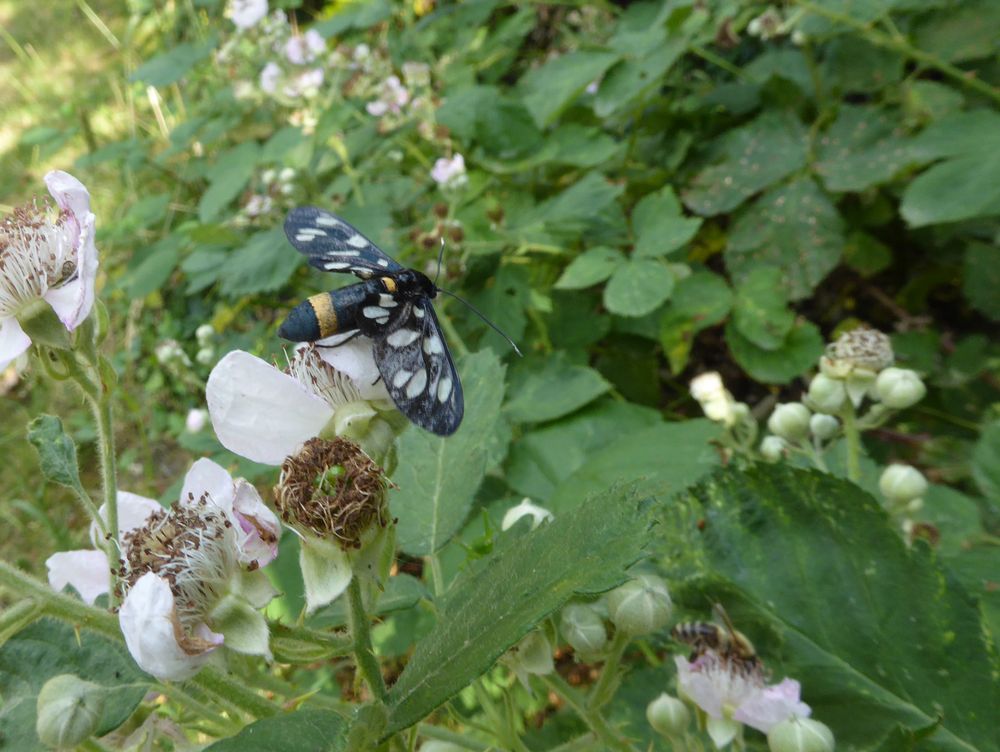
0,171,98,369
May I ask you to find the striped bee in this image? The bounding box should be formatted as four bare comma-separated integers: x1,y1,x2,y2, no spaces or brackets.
278,207,464,436
672,603,758,670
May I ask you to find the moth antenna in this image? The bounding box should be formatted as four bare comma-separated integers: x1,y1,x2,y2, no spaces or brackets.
433,237,447,287
437,288,523,357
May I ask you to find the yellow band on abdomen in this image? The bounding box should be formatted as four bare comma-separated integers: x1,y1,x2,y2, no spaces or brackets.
308,293,338,339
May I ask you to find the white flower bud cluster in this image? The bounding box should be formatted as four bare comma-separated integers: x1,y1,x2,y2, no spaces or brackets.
879,464,928,517
690,372,747,428
195,323,215,366
154,338,191,367
746,7,802,42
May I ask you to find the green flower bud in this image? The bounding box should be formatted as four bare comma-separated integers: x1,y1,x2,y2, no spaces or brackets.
35,674,106,749
606,574,672,637
879,464,927,504
761,435,788,461
874,368,925,409
767,403,811,443
646,692,691,738
807,374,846,414
809,414,839,441
768,717,835,752
560,603,608,656
507,630,555,676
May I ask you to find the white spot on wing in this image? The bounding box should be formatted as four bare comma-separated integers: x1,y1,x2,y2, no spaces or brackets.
406,368,428,398
295,233,315,242
299,227,326,236
347,234,368,248
339,250,361,257
423,335,443,355
363,306,389,319
378,294,397,307
392,369,412,389
315,215,342,228
324,262,351,270
387,329,419,347
377,259,390,267
437,376,452,402
376,316,389,325
414,307,425,319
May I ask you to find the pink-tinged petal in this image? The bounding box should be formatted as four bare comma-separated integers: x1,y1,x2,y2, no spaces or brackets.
181,458,235,512
207,350,333,465
119,573,222,681
91,492,162,548
675,655,725,718
231,479,281,568
43,212,98,330
44,170,91,217
314,338,389,401
0,317,31,371
734,679,811,733
46,550,109,605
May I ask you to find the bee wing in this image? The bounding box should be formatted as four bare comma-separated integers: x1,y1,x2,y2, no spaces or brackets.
373,299,463,436
285,207,403,280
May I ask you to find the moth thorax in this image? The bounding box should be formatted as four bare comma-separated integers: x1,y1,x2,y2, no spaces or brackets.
118,499,237,628
273,436,389,548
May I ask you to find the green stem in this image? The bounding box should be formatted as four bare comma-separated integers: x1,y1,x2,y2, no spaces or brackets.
91,392,120,604
587,630,628,710
156,683,239,736
793,0,1000,105
347,576,388,703
192,666,281,719
417,724,491,751
426,554,445,597
472,680,529,752
539,673,635,752
841,402,862,483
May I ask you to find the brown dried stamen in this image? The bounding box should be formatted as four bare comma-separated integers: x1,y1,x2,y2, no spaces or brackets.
274,437,389,548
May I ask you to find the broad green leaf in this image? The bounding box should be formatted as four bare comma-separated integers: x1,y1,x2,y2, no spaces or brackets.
554,246,624,290
823,35,903,93
972,421,1000,503
534,171,625,235
727,318,824,384
181,247,228,294
504,355,611,424
26,415,82,490
392,351,506,556
314,0,391,35
666,465,1000,752
546,420,721,515
204,709,347,752
505,399,662,501
633,186,701,258
815,105,920,192
963,243,1000,321
603,258,674,317
659,271,733,374
682,112,808,216
0,619,148,750
548,124,621,168
843,231,892,277
594,40,685,117
908,110,1000,161
198,142,260,223
125,236,183,299
384,484,653,736
130,38,217,86
476,97,543,159
518,50,619,127
912,0,1000,63
901,151,1000,227
219,229,302,297
726,177,844,300
731,266,794,351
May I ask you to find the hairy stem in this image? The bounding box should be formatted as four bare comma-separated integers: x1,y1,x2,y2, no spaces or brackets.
347,575,388,703
587,630,629,711
539,673,635,752
841,402,862,483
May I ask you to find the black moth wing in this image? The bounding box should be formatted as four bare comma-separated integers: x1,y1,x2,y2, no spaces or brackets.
353,281,416,338
373,299,464,436
285,206,403,280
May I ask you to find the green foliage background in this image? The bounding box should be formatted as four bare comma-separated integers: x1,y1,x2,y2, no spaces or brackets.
1,0,1000,749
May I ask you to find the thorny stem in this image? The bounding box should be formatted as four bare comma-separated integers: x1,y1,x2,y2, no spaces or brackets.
793,0,1000,105
347,575,388,703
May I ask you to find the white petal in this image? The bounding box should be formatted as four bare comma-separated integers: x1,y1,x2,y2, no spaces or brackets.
207,350,333,465
46,550,109,605
90,491,163,548
119,573,222,682
299,537,352,614
675,655,725,718
734,678,811,733
44,170,91,217
0,317,31,371
181,458,235,512
43,213,98,330
231,479,281,568
501,498,553,531
314,338,390,401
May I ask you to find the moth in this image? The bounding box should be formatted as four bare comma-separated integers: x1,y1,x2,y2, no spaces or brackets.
277,207,466,435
